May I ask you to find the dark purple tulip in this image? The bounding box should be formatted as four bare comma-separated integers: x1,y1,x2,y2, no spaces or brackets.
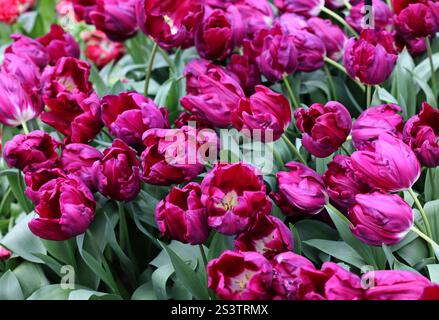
308,17,347,61
5,34,48,70
37,24,80,65
274,0,324,17
24,168,66,204
395,1,439,39
347,0,393,32
226,54,261,96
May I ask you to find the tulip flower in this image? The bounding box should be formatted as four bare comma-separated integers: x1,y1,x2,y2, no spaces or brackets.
136,0,204,50
71,0,96,23
234,213,293,259
0,0,20,24
207,250,273,300
173,112,212,130
89,0,138,42
93,139,141,202
0,246,11,260
227,0,274,37
346,0,393,32
24,168,66,204
156,183,209,245
351,133,421,192
352,104,404,151
61,143,103,191
226,54,261,96
295,101,352,158
323,155,372,209
101,92,169,150
201,162,271,235
349,192,414,246
274,0,324,17
308,18,347,61
403,102,439,168
82,30,125,69
29,175,95,241
180,59,245,128
364,270,432,300
3,130,60,173
344,30,398,85
5,34,48,70
234,85,292,142
37,24,80,65
394,1,439,39
290,28,326,72
421,285,439,300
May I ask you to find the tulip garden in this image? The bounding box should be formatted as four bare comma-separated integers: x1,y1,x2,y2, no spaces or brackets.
0,0,438,301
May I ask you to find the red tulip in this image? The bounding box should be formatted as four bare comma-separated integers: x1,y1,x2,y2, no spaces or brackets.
37,24,80,65
82,30,125,69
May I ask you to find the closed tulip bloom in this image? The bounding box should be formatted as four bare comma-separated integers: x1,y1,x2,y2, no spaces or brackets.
71,0,97,23
208,250,273,300
89,0,138,42
61,143,103,191
5,34,48,70
352,104,404,151
235,214,293,259
29,175,95,241
344,30,398,85
0,246,11,260
201,162,271,235
180,59,245,128
271,252,315,300
3,131,59,173
364,270,432,300
271,162,328,218
323,155,372,209
101,92,169,150
295,102,352,158
274,0,324,17
395,1,439,39
290,29,326,72
234,85,292,142
24,168,66,204
93,139,141,202
349,192,414,246
300,262,364,300
227,0,274,37
156,183,209,245
351,134,421,192
141,126,216,185
308,18,347,61
403,102,439,168
37,24,80,65
226,54,261,96
346,0,393,32
82,30,125,69
136,0,204,50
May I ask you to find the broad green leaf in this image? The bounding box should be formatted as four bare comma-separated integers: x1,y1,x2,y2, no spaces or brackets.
27,284,73,300
427,264,439,284
425,168,439,202
208,232,234,261
0,270,24,300
69,289,122,300
396,238,429,267
131,282,158,300
13,262,49,298
382,244,419,273
151,264,174,300
425,200,439,243
289,223,301,255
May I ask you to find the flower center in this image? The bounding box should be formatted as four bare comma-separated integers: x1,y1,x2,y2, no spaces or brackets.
216,191,238,211
164,15,178,35
231,270,254,292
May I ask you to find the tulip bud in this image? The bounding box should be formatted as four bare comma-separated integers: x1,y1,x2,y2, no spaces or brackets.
156,183,209,245
61,143,103,191
346,0,393,32
201,162,271,235
0,246,11,260
364,270,432,300
349,192,414,246
395,1,439,39
403,102,439,168
208,250,273,300
180,59,245,128
3,130,60,173
295,101,352,158
344,30,398,85
29,175,95,241
271,162,328,218
308,18,347,61
234,85,291,142
82,30,125,69
136,0,204,50
351,134,421,192
101,92,169,150
291,29,326,72
5,34,48,70
93,139,141,202
352,104,404,151
235,214,293,259
89,0,138,42
274,0,324,17
323,155,372,209
37,24,80,65
24,168,66,204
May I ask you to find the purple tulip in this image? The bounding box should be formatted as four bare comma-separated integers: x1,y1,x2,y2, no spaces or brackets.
308,17,348,61
5,34,48,70
403,102,439,168
351,133,421,192
352,104,404,151
156,183,209,245
274,0,324,17
295,101,352,158
290,28,326,72
93,139,141,202
37,24,80,65
24,168,66,204
346,0,393,32
395,1,439,39
226,54,261,96
271,162,328,218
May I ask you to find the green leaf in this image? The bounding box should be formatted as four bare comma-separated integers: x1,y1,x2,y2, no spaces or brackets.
154,77,180,123
425,168,439,202
289,223,301,255
392,48,417,119
208,232,234,261
7,171,33,213
395,238,429,267
151,264,174,300
425,200,439,243
13,262,49,298
131,282,158,300
27,284,73,300
0,270,24,300
158,241,210,300
69,289,122,300
427,264,439,284
382,244,419,273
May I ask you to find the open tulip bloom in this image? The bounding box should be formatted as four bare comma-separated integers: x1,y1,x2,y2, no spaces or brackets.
0,0,439,303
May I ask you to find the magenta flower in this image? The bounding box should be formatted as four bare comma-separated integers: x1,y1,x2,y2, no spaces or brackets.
37,24,80,65
5,34,48,70
226,54,261,96
346,0,393,32
308,17,347,61
274,0,324,17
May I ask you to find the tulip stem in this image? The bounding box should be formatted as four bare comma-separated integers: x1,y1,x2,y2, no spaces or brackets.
320,6,359,38
324,57,365,92
411,226,439,252
282,76,299,109
408,188,435,258
144,41,159,96
425,37,438,104
267,142,285,171
344,1,352,10
366,85,372,108
281,135,307,165
21,121,29,134
324,65,338,100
